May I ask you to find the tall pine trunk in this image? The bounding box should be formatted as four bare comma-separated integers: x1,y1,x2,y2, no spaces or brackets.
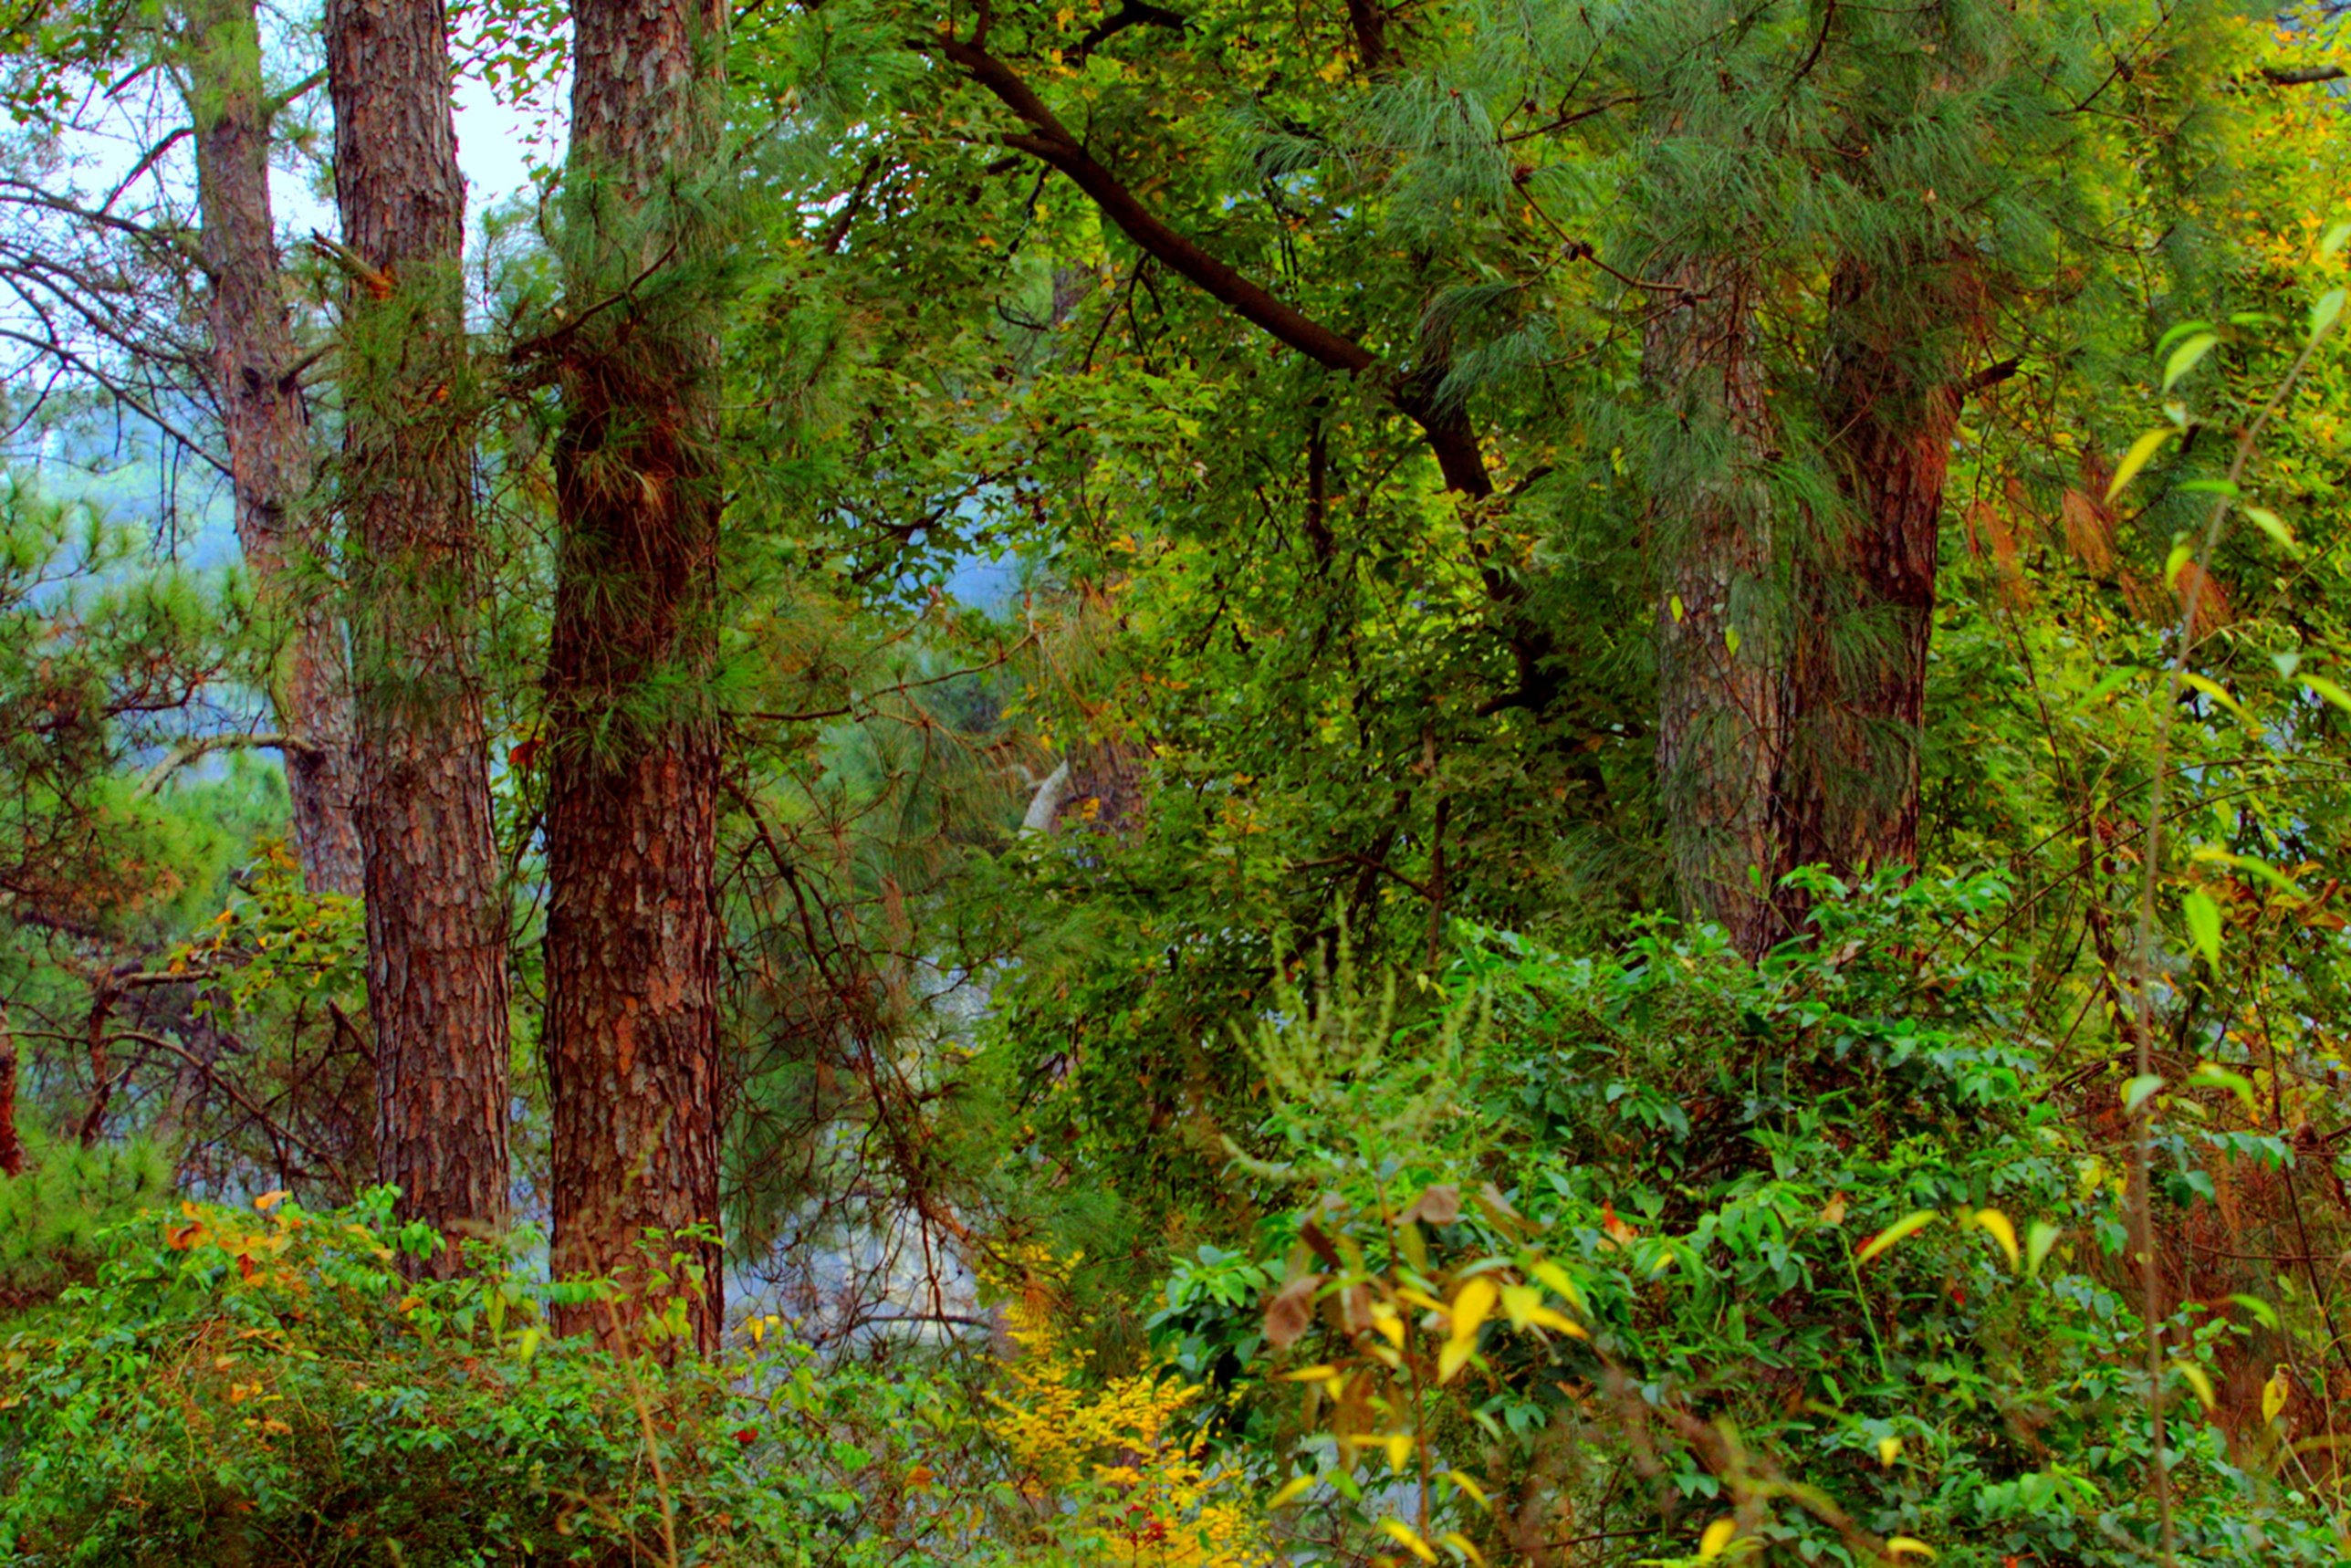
324,0,512,1263
188,0,363,898
545,0,728,1354
1778,255,1977,905
1643,255,1788,957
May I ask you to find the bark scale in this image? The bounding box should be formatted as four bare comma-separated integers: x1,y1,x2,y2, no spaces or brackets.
324,0,513,1265
544,0,730,1355
1642,256,1789,957
187,0,364,897
1777,253,1973,902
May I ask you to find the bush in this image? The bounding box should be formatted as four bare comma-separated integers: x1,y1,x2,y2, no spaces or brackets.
1147,883,2349,1566
0,1191,1285,1568
0,1191,815,1566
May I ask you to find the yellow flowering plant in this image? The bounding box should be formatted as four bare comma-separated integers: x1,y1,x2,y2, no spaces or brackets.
984,1248,1278,1568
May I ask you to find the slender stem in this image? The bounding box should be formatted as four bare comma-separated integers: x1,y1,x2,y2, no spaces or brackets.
2130,316,2332,1567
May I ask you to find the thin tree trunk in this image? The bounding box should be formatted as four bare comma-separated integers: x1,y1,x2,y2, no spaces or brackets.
545,0,729,1355
323,0,512,1266
1642,255,1788,957
0,1000,22,1178
1778,253,1970,899
187,0,363,898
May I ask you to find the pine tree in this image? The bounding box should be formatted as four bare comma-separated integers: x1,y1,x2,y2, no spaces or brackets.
543,0,731,1353
324,0,513,1266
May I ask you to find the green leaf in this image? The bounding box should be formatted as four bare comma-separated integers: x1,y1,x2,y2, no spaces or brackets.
2179,673,2250,723
2154,319,2214,355
2228,1292,2281,1329
2185,1062,2258,1114
2244,507,2298,554
2123,1073,2166,1117
2161,332,2219,391
2181,888,2221,970
2325,223,2351,261
2106,428,2174,503
2164,539,2194,590
1724,624,1740,657
2026,1221,2062,1279
2311,287,2346,346
2302,674,2351,715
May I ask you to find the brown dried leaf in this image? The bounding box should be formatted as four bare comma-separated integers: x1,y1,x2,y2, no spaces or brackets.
1264,1272,1323,1349
1401,1185,1461,1227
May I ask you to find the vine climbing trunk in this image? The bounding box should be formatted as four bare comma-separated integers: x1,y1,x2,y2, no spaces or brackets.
544,0,730,1355
1643,254,1788,957
324,0,512,1266
187,0,362,898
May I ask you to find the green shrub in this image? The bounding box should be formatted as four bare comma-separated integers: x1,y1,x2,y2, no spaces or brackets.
0,1190,939,1567
0,1134,171,1317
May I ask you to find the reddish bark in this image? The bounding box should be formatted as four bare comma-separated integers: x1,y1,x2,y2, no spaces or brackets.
544,0,729,1355
324,0,513,1265
1643,256,1789,957
1777,253,1977,905
0,1000,22,1178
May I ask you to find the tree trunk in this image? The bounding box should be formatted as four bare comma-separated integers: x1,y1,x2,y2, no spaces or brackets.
1777,254,1970,900
323,0,512,1266
545,0,729,1355
187,0,363,898
0,1000,22,1178
1642,255,1788,957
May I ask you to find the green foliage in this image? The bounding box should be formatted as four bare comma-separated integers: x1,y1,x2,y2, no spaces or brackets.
0,1192,1001,1567
0,1134,169,1314
1150,889,2347,1564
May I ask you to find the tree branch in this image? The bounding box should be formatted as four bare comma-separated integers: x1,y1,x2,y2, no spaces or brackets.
939,36,1493,494
132,732,314,800
2262,64,2348,86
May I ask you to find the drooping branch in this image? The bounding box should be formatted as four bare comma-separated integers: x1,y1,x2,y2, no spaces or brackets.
130,731,311,800
937,36,1492,495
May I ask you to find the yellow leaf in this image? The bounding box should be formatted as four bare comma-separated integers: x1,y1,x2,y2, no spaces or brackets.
1698,1518,1739,1560
1442,1277,1498,1375
1886,1538,1936,1560
2178,1360,2217,1412
1440,1531,1488,1565
1877,1436,1902,1468
2263,1365,2292,1425
2105,427,2175,503
1669,593,1686,623
253,1189,289,1212
1819,1194,1848,1226
1857,1210,1938,1264
1527,1259,1587,1312
1384,1431,1416,1471
1973,1209,2020,1272
1447,1469,1490,1510
1281,1364,1340,1381
1380,1520,1439,1563
2179,673,2251,724
1269,1474,1316,1509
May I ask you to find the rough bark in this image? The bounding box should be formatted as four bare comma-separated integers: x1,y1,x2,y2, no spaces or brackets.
324,0,513,1265
545,0,729,1355
187,0,363,897
0,1000,21,1178
1777,254,1971,901
1642,256,1788,957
